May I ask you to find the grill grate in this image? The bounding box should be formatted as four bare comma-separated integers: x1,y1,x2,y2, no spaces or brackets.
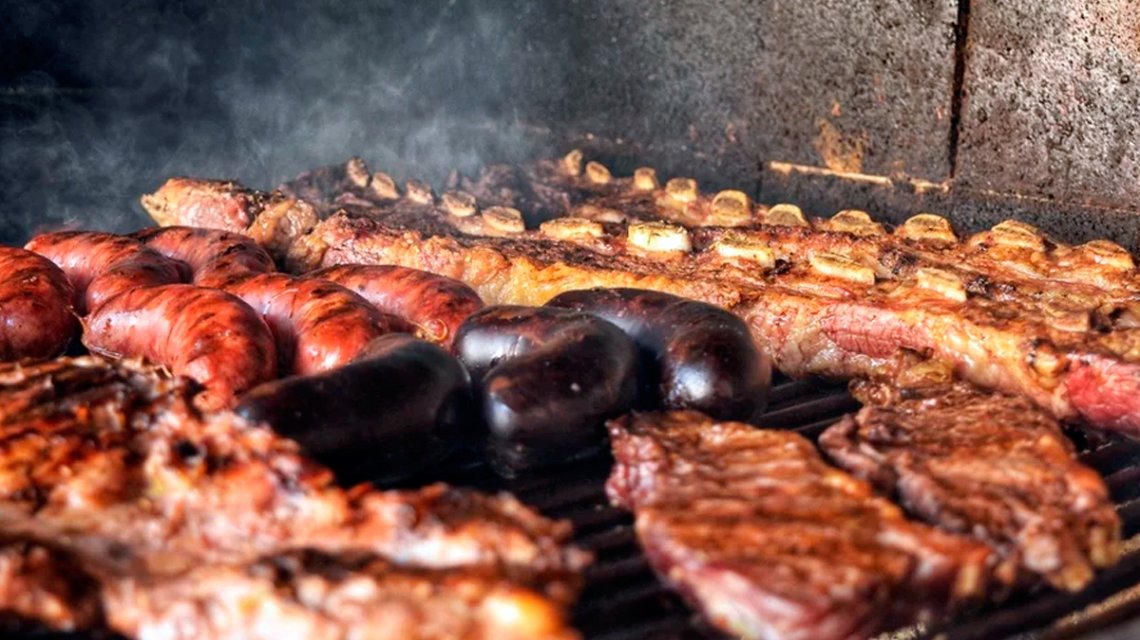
445,375,1140,640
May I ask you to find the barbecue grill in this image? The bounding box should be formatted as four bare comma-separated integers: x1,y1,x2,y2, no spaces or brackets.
4,1,1140,638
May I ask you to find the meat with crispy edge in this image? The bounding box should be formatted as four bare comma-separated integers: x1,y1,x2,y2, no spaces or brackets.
606,410,995,640
104,550,576,640
0,356,588,637
819,378,1120,592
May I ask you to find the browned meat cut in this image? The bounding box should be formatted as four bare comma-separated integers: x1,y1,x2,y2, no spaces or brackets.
142,178,318,260
0,356,587,637
104,550,576,640
139,154,1140,437
0,541,103,631
819,379,1120,592
607,410,995,640
0,247,78,361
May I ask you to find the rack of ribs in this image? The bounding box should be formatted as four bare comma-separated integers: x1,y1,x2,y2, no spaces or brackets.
141,152,1140,438
0,356,588,638
606,410,996,640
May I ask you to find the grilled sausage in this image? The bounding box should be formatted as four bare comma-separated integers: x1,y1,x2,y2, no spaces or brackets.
236,333,472,483
0,247,79,360
83,285,277,409
25,231,183,314
222,273,402,375
135,226,276,288
453,306,639,474
311,265,485,349
546,288,771,421
137,227,395,374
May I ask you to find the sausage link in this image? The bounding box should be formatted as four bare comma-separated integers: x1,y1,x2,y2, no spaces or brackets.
136,226,275,288
546,288,772,421
236,333,472,483
311,265,484,349
138,227,392,374
453,306,639,474
83,285,277,409
222,273,403,375
25,232,183,314
0,247,78,360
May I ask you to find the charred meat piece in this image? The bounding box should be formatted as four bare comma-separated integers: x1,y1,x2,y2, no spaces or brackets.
819,379,1120,592
0,356,589,638
278,156,376,213
104,549,577,640
0,247,78,361
0,540,104,632
142,178,318,260
607,410,995,640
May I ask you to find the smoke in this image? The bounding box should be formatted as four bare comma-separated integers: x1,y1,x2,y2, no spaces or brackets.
0,0,570,244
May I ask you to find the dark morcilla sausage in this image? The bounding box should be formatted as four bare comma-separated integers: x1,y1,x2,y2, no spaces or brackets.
453,306,639,474
25,231,183,314
311,264,485,349
546,288,771,422
235,333,472,483
0,247,78,360
83,285,277,410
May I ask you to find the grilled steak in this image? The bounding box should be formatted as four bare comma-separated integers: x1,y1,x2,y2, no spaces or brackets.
606,410,995,640
0,356,587,638
141,153,1140,437
820,379,1120,592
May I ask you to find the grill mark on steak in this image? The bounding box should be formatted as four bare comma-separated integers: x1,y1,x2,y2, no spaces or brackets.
607,410,995,640
819,380,1120,592
0,357,587,638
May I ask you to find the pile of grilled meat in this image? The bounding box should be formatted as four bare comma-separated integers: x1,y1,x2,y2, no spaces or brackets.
0,150,1137,639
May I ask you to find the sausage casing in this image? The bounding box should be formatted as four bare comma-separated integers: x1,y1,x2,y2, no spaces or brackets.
83,284,277,409
221,273,401,375
453,306,639,474
311,265,484,349
235,333,472,483
546,288,771,421
0,247,78,360
25,231,183,314
136,226,275,288
138,228,392,374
